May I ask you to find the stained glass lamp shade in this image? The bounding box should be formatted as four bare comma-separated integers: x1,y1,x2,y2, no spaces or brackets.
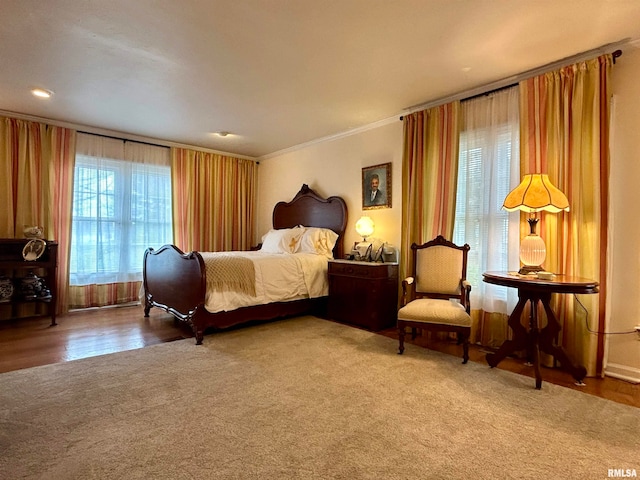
503,174,569,274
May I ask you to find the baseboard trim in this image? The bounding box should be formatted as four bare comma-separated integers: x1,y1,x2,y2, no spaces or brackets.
605,363,640,384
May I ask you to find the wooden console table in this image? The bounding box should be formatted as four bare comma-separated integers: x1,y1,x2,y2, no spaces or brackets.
482,271,599,389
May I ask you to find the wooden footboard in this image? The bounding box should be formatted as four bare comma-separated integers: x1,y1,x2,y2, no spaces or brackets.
143,245,207,341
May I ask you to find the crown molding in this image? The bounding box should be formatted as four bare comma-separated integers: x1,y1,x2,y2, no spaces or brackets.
258,115,399,161
0,109,257,161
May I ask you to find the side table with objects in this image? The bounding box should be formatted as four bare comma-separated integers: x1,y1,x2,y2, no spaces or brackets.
482,271,598,389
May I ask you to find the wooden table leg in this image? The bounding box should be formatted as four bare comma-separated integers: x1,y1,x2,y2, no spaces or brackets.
486,294,529,368
539,297,587,384
528,297,542,389
482,272,597,389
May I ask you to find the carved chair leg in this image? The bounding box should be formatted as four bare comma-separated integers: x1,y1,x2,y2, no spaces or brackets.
398,325,405,354
462,333,469,364
411,327,418,340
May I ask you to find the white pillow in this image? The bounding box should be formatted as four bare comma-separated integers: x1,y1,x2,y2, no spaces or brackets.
260,227,304,254
298,227,339,258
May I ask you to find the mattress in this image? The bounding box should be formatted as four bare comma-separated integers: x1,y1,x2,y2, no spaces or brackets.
199,251,329,313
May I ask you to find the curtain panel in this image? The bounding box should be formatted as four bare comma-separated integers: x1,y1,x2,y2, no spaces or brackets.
171,148,258,253
519,54,613,377
0,117,76,315
454,87,521,347
400,103,461,283
68,133,172,309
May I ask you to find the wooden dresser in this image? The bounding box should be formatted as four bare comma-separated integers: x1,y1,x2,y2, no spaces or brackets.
327,259,398,331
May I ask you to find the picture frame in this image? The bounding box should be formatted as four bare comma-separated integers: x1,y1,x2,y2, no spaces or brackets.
362,162,391,210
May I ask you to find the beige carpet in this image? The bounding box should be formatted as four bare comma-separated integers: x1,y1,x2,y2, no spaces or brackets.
1,316,638,479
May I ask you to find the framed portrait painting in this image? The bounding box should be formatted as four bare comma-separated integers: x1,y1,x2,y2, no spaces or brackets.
362,162,391,210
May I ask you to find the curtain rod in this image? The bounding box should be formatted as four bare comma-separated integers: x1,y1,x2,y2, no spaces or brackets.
76,129,257,161
400,46,624,120
464,48,621,103
461,82,518,103
0,109,257,161
78,130,169,149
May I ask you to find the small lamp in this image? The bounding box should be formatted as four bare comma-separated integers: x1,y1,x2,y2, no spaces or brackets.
502,174,569,274
355,216,375,241
354,216,375,260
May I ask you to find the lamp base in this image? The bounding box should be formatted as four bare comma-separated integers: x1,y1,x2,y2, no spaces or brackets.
518,265,545,275
519,222,546,276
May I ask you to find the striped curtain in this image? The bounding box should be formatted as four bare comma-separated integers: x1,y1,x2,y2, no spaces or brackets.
519,54,613,376
171,148,258,252
0,116,76,315
68,283,143,309
400,102,461,281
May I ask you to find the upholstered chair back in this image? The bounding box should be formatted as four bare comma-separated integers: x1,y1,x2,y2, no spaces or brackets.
415,245,464,296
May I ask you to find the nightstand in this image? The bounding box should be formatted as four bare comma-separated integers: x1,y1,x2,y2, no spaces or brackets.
327,259,398,331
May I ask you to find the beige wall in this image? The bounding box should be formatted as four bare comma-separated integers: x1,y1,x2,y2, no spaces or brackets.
608,44,640,382
257,50,640,381
256,120,404,253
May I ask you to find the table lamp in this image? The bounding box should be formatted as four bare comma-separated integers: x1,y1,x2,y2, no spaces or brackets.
502,174,569,274
355,216,375,241
354,216,375,260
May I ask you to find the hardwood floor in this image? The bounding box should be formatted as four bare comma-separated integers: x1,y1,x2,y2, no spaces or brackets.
0,306,193,374
1,307,638,408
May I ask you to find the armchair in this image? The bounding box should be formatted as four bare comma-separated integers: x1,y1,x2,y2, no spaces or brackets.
397,235,472,363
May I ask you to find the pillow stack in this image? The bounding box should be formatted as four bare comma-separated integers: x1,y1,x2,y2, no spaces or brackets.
260,226,338,258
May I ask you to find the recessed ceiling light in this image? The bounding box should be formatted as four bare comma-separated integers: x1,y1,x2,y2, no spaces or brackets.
31,88,54,98
215,131,230,137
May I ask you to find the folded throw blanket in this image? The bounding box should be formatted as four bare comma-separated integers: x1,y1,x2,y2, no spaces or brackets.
200,252,256,297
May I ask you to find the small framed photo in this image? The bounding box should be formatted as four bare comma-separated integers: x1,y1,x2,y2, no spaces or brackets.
362,162,391,210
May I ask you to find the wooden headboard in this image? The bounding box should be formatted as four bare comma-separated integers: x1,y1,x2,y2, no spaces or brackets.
272,184,348,259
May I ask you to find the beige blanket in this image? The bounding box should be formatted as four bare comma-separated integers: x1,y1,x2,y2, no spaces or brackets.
200,252,256,297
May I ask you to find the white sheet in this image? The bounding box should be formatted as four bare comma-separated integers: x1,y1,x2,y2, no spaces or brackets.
200,251,329,313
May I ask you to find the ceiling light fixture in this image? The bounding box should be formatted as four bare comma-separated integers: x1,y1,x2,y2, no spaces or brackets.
31,88,54,98
215,131,230,137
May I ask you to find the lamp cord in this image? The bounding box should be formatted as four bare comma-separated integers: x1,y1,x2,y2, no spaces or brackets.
573,294,638,335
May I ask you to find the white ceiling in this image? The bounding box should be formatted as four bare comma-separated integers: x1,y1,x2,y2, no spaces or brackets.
2,1,640,159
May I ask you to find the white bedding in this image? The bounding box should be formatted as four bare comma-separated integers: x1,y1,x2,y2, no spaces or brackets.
199,251,329,313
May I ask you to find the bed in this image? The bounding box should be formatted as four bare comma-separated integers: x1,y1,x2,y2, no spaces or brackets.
143,184,347,344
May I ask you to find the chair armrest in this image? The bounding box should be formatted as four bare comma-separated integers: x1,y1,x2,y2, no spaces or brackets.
401,277,415,306
461,280,472,314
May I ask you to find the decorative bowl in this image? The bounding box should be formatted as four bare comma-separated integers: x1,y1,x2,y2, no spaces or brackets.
23,226,44,239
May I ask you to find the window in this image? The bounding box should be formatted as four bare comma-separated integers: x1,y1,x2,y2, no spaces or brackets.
453,87,520,314
70,134,172,286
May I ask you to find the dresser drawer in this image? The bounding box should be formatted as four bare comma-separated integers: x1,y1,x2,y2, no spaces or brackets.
328,260,395,279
